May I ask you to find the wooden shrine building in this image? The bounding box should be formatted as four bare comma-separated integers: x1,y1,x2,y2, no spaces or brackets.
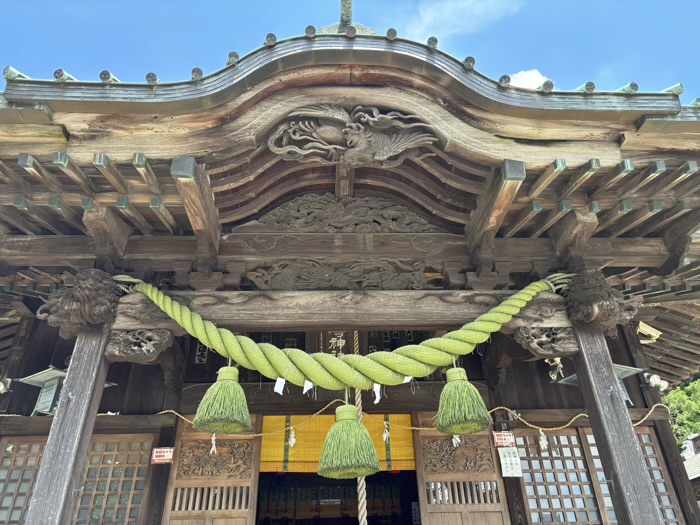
0,4,700,525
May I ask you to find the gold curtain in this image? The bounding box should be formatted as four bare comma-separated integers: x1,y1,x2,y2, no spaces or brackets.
260,414,416,473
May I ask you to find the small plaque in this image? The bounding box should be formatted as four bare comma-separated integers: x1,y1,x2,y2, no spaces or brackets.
497,447,522,477
151,447,174,464
493,431,515,448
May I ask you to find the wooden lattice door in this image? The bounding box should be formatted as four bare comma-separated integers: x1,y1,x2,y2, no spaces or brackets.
162,416,261,525
414,412,511,525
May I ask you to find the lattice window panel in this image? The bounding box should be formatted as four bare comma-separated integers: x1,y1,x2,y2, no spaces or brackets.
73,436,155,525
583,428,684,525
171,485,250,512
426,479,501,506
516,429,603,524
0,438,45,525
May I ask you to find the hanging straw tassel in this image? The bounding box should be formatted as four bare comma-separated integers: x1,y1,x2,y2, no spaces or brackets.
435,367,492,435
192,366,252,434
318,404,380,479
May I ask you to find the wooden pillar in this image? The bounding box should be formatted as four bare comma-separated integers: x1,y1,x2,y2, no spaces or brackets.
25,323,112,524
566,271,663,524
621,325,700,525
27,269,122,525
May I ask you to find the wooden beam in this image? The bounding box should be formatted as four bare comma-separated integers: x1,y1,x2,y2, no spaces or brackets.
334,163,355,198
0,317,33,413
466,159,525,252
116,196,153,235
589,159,634,199
0,206,42,235
13,195,68,235
608,200,662,238
17,153,62,193
500,200,541,238
558,159,600,199
674,168,700,199
82,201,131,271
52,152,95,195
25,323,112,525
47,195,88,234
93,153,130,193
631,200,692,237
549,205,599,257
527,158,565,199
572,321,664,525
595,200,632,234
647,160,697,196
530,200,571,238
149,197,182,235
0,413,176,436
114,289,571,332
0,160,30,193
616,160,666,198
170,157,220,268
133,153,161,194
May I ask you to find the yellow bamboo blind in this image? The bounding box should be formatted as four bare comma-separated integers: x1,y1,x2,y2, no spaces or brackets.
260,414,415,473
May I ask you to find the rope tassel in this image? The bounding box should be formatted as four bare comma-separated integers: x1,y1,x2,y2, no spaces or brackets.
435,367,492,435
192,366,252,434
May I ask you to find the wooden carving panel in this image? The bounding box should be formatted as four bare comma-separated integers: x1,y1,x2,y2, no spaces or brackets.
246,193,445,233
248,259,442,291
421,436,495,475
177,440,252,480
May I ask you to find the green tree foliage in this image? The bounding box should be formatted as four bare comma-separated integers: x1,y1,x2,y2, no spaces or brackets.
665,379,700,444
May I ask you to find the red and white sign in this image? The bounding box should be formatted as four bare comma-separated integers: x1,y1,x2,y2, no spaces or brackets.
493,431,515,448
151,447,174,464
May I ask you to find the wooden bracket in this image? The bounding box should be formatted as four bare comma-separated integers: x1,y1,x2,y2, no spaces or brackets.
170,157,220,272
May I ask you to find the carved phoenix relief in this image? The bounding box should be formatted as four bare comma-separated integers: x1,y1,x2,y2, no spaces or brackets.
268,105,438,168
248,259,442,291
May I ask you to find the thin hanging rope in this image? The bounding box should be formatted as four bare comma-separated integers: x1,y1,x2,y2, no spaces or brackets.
354,330,368,525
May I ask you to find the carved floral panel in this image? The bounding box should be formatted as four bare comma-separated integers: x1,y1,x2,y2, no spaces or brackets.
177,439,252,480
421,436,495,475
245,193,444,233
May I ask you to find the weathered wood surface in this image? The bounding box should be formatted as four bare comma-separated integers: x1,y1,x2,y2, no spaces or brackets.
114,289,571,332
0,413,177,435
466,159,525,253
573,321,663,525
0,230,695,270
0,317,33,413
25,323,112,525
622,325,700,525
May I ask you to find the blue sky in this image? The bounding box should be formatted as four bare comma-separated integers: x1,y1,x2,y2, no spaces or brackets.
2,0,698,103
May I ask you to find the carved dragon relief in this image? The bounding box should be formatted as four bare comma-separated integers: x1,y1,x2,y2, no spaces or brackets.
268,105,438,168
232,193,445,234
422,436,495,474
105,329,174,364
177,439,252,479
513,327,579,360
36,268,121,339
248,259,443,291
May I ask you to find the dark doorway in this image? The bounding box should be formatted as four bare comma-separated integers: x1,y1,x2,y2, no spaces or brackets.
256,471,419,524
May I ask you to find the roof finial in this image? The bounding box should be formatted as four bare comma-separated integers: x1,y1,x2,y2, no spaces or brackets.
339,0,352,32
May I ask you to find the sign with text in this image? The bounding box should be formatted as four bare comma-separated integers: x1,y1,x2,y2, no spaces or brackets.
151,447,174,464
493,431,515,448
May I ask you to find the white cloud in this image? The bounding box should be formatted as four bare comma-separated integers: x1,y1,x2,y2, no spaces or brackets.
403,0,523,42
509,69,549,89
